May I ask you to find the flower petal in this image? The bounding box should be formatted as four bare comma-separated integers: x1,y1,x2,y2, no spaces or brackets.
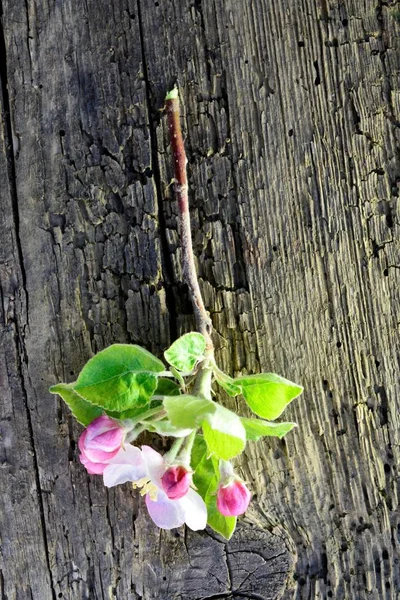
217,480,251,517
79,418,126,463
141,445,166,488
177,488,207,531
161,466,192,500
78,429,88,453
107,444,144,466
103,464,142,487
103,445,146,487
82,446,121,463
80,453,108,475
85,415,119,442
90,428,125,451
145,491,184,529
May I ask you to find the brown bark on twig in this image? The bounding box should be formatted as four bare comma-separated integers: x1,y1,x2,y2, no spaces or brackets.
165,90,214,352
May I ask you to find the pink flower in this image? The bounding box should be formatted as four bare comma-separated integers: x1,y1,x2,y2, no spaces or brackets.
78,415,126,475
103,445,207,531
217,479,251,517
161,465,192,500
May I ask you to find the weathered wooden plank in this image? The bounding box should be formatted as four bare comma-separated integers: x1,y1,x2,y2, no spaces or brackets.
0,76,55,599
1,0,399,598
142,5,400,598
0,0,292,598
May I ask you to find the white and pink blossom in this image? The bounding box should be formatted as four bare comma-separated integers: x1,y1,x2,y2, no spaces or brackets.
103,445,207,531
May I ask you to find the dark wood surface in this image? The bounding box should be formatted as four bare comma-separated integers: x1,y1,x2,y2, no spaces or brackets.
1,0,399,598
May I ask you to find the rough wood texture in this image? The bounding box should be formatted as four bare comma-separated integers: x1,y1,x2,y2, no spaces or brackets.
0,0,399,599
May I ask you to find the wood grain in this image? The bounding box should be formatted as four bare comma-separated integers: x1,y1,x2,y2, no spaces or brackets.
0,0,399,598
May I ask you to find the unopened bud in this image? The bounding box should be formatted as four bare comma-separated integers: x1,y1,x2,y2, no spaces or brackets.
161,465,192,500
79,415,126,475
217,479,251,517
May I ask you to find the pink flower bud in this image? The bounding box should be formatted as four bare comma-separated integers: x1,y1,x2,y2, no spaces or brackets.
161,465,192,500
217,479,251,517
78,415,126,475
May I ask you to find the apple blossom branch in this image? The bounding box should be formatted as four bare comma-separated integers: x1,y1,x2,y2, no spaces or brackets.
49,86,302,541
165,88,214,353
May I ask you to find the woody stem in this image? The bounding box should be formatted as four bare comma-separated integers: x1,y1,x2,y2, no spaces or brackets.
165,88,214,354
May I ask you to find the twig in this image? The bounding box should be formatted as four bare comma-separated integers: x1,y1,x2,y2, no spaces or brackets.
165,88,214,353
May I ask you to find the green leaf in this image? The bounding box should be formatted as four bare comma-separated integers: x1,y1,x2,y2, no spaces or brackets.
202,405,246,460
154,378,181,396
191,434,209,470
163,395,215,429
164,333,206,372
107,401,162,421
191,436,237,540
77,371,158,412
241,417,297,441
235,373,303,420
206,496,237,540
49,383,103,426
213,366,242,397
74,344,164,412
165,395,246,460
145,420,193,438
165,87,178,100
170,367,185,388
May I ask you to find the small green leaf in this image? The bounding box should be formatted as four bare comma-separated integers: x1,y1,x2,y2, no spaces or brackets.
164,395,215,429
213,366,242,397
49,383,103,426
164,333,206,372
165,87,178,100
165,395,246,460
145,420,193,438
191,436,236,540
206,496,237,540
191,434,210,470
202,405,246,460
170,367,185,388
154,378,181,396
236,373,303,420
74,344,164,412
241,417,297,441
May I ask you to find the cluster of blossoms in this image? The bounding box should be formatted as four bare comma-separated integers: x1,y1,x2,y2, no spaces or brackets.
52,90,302,540
79,415,251,531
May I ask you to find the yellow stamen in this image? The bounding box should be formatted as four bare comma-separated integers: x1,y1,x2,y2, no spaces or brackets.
132,476,150,490
132,477,159,501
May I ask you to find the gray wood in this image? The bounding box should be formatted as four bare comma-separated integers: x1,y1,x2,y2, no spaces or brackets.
0,0,399,598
